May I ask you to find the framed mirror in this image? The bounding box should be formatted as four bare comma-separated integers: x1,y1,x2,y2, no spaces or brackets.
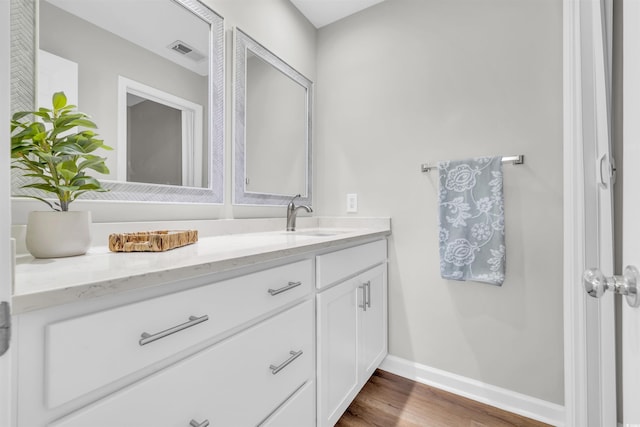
233,28,313,206
10,0,224,204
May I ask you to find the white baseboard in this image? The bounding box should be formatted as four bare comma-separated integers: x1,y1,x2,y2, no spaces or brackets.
379,355,565,427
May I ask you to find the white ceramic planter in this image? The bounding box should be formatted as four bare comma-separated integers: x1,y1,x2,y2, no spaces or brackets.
26,211,92,258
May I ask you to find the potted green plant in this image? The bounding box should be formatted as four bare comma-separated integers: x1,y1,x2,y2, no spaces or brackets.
11,91,112,258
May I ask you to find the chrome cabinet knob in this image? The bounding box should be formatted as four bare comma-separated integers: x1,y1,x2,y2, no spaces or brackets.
583,265,640,308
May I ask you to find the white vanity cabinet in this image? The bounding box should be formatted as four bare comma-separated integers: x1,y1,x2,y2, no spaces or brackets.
316,241,388,427
13,231,390,427
16,259,316,427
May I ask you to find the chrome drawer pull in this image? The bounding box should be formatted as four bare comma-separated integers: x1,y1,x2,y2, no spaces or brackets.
139,314,209,346
189,419,210,427
269,350,303,375
268,281,302,296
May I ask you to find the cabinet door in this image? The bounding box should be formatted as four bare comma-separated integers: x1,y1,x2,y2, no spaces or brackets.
357,264,388,382
316,279,359,427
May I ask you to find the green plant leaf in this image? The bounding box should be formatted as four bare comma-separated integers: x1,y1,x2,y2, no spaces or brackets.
15,157,47,169
70,135,109,154
78,156,109,174
11,128,34,142
11,161,39,173
67,118,97,129
88,162,109,175
35,152,62,164
72,174,104,188
32,111,53,122
57,185,81,193
23,183,59,194
80,139,108,154
30,122,46,134
59,104,77,112
56,160,78,182
11,141,36,155
22,172,55,182
54,113,89,127
31,132,49,143
12,111,32,121
49,125,78,139
52,92,67,110
53,141,85,155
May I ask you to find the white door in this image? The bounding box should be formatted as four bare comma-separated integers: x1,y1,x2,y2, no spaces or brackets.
622,1,640,423
565,0,617,425
585,0,617,425
0,1,14,426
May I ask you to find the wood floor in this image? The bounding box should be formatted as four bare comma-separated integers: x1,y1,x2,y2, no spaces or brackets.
336,370,552,427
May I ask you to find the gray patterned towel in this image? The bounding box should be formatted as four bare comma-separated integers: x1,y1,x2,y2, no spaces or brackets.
438,156,505,286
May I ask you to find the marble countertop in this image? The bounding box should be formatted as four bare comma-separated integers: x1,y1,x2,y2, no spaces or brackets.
13,219,390,314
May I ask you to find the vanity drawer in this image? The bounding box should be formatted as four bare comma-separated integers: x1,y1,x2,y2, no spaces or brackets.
50,300,314,427
316,240,387,289
261,380,315,427
45,259,313,408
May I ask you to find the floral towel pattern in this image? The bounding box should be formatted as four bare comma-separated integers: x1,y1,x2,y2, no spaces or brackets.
438,156,505,286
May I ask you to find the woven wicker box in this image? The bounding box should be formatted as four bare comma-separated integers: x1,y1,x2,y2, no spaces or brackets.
108,230,198,252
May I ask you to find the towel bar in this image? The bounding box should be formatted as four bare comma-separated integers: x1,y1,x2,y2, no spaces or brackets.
421,155,524,173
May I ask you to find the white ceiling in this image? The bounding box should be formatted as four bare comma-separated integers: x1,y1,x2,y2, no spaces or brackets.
289,0,386,28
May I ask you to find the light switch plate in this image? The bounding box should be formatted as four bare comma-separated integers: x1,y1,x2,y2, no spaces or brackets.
346,193,358,213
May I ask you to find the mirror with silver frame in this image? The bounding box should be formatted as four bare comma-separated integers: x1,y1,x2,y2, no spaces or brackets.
10,0,224,203
233,28,313,206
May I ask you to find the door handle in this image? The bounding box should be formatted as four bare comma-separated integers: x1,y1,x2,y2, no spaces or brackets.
598,153,617,188
365,281,371,308
359,284,367,311
583,265,640,308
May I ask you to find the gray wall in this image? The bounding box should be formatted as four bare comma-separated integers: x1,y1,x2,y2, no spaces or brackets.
315,0,564,404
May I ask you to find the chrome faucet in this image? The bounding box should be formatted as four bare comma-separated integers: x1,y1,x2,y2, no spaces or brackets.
286,194,312,231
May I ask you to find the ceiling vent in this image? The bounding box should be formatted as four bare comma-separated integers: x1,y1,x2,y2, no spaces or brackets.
168,40,206,62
